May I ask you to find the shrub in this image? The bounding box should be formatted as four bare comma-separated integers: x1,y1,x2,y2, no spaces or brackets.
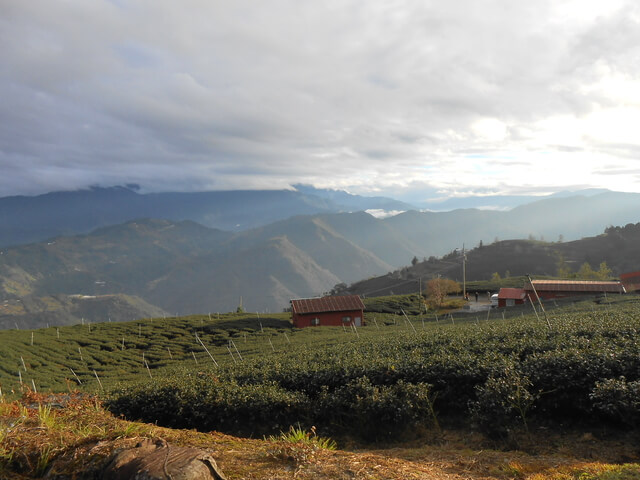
590,377,640,426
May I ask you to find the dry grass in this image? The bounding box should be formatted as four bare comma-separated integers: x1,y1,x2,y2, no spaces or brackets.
0,392,638,479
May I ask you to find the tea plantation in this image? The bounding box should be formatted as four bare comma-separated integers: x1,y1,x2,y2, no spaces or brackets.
1,295,639,441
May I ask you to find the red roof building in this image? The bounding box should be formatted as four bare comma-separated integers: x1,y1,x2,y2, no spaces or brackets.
620,271,640,293
290,295,365,328
497,288,528,307
525,280,626,300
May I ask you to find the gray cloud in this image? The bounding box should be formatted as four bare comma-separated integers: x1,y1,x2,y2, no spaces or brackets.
1,0,640,199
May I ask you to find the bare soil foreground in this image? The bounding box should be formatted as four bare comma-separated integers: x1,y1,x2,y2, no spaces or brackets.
1,393,638,480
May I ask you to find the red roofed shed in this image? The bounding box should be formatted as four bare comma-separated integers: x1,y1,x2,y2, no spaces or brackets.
525,280,626,300
497,288,528,307
290,295,365,328
620,271,640,293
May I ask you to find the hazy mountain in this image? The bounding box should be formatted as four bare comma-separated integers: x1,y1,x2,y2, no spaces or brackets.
0,217,392,326
145,236,343,315
291,184,414,212
419,188,611,211
1,189,639,328
0,185,416,247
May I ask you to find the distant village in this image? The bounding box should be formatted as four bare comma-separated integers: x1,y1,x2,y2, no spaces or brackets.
289,271,640,328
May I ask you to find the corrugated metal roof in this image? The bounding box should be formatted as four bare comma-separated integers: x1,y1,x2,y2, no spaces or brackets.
525,280,625,293
290,295,365,314
498,288,527,300
620,271,640,292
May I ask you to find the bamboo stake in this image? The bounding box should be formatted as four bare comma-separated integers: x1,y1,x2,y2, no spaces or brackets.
527,293,541,323
31,379,37,393
196,335,218,366
31,332,34,346
401,309,417,334
191,351,198,364
167,347,173,360
231,339,244,361
268,337,275,352
284,332,291,343
93,370,104,391
18,370,22,385
144,360,152,379
20,356,27,371
351,322,360,338
527,274,552,331
78,347,83,362
227,345,237,364
70,368,82,385
373,317,380,329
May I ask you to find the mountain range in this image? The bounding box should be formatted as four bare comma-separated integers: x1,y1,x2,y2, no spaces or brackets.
0,187,639,328
0,185,413,248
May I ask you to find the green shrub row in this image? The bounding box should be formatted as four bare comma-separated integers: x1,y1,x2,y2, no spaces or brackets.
107,300,640,439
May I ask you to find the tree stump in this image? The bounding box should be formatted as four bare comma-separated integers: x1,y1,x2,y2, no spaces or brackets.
102,438,227,480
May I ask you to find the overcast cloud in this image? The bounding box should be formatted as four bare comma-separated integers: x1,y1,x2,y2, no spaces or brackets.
1,0,640,203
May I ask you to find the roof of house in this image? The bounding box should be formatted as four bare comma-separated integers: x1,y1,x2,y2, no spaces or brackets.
525,280,626,294
290,295,365,315
620,271,640,292
498,288,527,300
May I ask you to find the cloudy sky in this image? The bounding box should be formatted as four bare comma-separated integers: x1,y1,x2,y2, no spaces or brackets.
1,0,640,204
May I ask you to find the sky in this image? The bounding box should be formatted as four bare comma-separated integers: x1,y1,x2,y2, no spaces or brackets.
1,0,640,205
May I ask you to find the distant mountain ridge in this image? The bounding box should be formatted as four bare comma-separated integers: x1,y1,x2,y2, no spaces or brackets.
0,185,415,247
1,189,639,328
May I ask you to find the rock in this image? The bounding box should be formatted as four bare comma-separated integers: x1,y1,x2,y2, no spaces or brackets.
102,438,227,480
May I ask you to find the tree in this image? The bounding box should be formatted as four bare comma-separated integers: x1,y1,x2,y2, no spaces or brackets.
597,261,612,280
411,256,419,266
556,254,571,278
425,278,460,308
491,272,502,282
576,262,598,280
328,283,348,296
